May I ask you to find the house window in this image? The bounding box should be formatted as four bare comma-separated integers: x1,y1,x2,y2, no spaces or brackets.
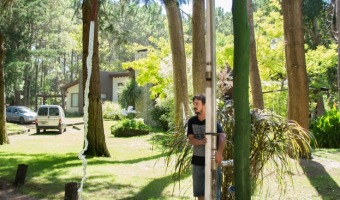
71,93,78,107
101,93,107,100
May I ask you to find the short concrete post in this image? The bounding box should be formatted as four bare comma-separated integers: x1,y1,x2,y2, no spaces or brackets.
14,164,28,186
64,182,78,200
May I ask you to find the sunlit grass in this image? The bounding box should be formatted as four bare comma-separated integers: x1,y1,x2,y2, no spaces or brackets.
6,122,26,133
0,120,193,200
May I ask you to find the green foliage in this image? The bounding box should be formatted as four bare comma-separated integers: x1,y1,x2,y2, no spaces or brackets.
100,1,167,68
164,101,314,199
102,101,123,120
306,44,337,90
111,118,150,137
1,0,81,106
122,37,173,99
310,108,340,148
150,105,170,131
118,79,141,109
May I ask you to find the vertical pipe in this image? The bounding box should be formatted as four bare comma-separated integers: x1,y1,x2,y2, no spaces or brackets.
232,0,251,199
205,0,217,199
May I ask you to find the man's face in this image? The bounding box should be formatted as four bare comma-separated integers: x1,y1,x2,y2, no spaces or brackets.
193,99,205,115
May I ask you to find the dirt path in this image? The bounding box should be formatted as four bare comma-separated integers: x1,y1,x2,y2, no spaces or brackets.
0,180,39,200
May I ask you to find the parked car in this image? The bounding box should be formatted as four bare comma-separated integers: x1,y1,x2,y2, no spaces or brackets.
36,105,67,134
6,106,37,124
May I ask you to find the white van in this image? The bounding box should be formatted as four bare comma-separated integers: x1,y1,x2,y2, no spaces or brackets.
36,105,67,134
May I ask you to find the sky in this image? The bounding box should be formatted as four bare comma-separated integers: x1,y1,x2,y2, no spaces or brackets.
180,0,232,14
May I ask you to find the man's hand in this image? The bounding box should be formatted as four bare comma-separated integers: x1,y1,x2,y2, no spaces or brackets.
200,137,207,146
215,151,223,164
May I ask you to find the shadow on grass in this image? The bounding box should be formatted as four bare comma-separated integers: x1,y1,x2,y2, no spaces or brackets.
29,131,61,136
88,153,167,165
0,152,176,199
118,172,191,200
300,158,340,200
0,152,83,198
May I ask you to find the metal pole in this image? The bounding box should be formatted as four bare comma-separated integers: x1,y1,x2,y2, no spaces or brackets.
205,0,217,199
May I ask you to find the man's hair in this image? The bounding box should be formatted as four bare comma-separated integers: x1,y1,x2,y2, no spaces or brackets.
192,94,206,105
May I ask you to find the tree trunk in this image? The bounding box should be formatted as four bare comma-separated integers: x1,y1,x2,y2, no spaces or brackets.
247,0,264,109
282,0,310,156
0,33,9,145
232,0,251,199
22,65,31,107
82,0,110,157
164,0,190,131
192,0,206,95
337,0,340,105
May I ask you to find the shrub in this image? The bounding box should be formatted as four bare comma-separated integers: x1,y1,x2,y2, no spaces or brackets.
118,79,141,108
310,108,340,148
150,105,170,131
102,101,123,120
164,101,314,199
111,118,150,137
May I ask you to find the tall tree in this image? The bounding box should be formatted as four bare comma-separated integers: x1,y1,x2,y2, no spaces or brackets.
337,0,340,105
0,33,9,145
164,0,190,130
192,0,206,95
82,0,110,157
247,0,264,109
0,0,13,145
282,0,310,156
233,0,251,199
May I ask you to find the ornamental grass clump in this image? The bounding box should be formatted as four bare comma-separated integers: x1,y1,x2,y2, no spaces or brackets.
220,107,313,199
163,101,314,199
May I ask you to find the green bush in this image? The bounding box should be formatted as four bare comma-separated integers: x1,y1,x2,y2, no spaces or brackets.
102,101,123,120
118,79,141,108
111,118,150,137
310,108,340,148
150,105,170,131
164,101,314,199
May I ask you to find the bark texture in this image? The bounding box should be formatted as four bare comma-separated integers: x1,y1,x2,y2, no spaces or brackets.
192,0,206,95
282,0,310,156
247,0,264,109
337,0,340,105
164,0,190,130
82,0,110,157
0,33,9,145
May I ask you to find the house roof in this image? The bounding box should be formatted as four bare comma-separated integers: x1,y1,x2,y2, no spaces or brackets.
61,71,131,90
60,79,79,90
109,72,129,78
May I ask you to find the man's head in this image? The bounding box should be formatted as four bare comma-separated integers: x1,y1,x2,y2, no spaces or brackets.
193,94,206,115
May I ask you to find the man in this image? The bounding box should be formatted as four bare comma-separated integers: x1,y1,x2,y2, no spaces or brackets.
187,94,226,200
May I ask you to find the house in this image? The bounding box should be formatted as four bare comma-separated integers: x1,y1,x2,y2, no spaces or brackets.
61,70,133,115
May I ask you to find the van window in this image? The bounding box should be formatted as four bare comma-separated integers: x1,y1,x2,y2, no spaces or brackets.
49,108,59,116
38,107,48,116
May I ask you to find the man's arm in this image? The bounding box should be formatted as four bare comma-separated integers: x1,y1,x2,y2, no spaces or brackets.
187,134,206,146
215,133,226,164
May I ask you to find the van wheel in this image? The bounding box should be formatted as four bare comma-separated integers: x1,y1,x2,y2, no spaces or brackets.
20,117,25,124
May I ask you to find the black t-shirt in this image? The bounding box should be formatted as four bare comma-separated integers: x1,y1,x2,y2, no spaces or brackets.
187,116,223,166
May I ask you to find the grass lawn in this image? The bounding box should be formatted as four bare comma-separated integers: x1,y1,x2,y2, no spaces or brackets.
5,122,26,133
1,120,340,199
1,121,193,199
